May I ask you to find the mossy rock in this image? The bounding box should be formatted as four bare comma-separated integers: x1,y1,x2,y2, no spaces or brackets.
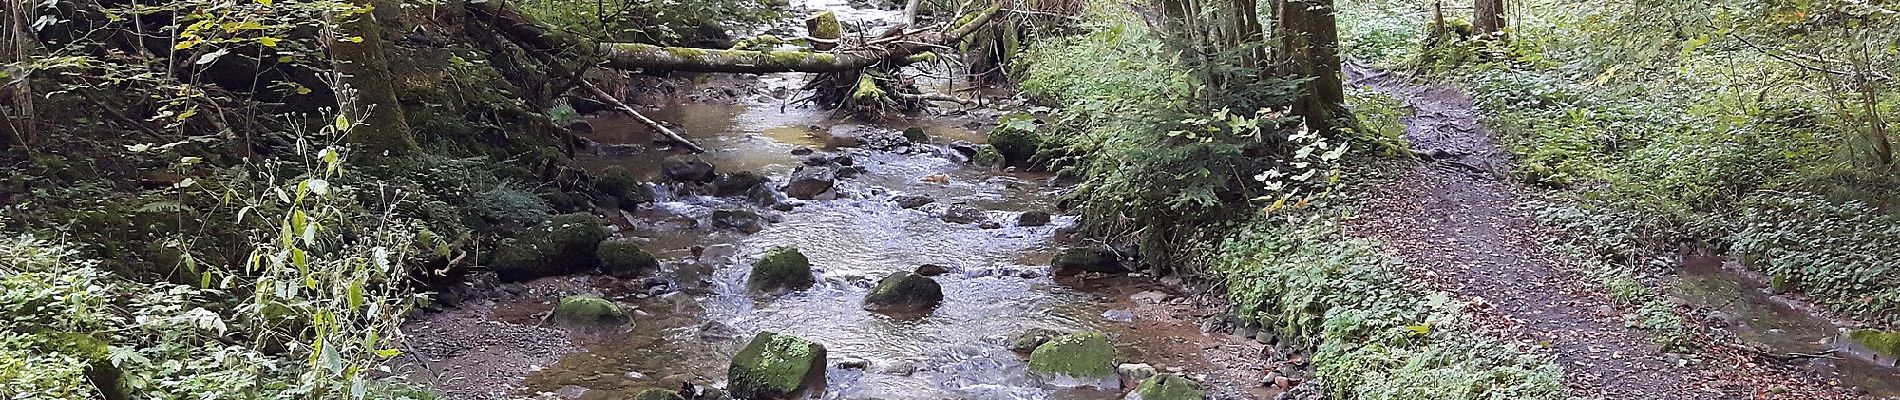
1136,373,1206,400
553,295,628,324
489,213,610,281
748,246,814,294
1850,329,1900,357
594,165,653,208
1051,247,1124,275
987,115,1042,168
598,241,659,278
1028,332,1116,378
861,271,943,313
634,388,685,400
973,145,1004,167
727,332,828,400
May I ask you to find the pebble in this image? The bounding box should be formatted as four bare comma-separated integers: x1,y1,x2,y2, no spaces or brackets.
1102,309,1135,323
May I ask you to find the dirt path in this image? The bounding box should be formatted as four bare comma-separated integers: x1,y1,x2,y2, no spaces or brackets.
1339,65,1833,400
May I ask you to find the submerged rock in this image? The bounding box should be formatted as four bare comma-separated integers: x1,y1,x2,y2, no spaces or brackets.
553,295,628,325
783,166,836,200
1132,373,1205,400
598,241,659,278
489,213,610,281
1028,332,1117,378
727,332,828,400
661,156,717,183
862,271,944,313
1051,247,1125,275
1018,210,1052,227
748,246,815,294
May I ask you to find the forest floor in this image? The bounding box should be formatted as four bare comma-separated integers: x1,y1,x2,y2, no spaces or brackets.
1340,65,1856,400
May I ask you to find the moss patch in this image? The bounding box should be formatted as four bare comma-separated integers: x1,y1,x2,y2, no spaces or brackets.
748,246,814,293
552,295,628,324
1850,329,1900,357
1137,373,1205,400
1027,331,1116,378
727,332,827,400
598,241,659,278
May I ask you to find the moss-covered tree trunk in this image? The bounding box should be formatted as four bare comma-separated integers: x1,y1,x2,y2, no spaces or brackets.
466,0,1000,74
1279,0,1348,135
334,0,417,158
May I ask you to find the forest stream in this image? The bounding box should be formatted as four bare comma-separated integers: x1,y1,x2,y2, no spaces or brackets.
392,3,1271,400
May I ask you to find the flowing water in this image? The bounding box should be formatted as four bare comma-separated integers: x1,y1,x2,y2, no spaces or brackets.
1674,255,1900,397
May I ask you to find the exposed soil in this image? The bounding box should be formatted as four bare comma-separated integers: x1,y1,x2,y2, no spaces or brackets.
1341,64,1860,400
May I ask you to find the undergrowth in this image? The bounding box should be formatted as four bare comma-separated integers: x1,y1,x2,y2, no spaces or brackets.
1213,212,1566,399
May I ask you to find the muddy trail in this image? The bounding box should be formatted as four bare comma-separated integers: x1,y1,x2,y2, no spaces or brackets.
1341,65,1871,400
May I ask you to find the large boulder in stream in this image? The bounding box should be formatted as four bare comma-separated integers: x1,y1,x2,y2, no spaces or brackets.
783,166,836,200
862,271,944,313
1028,332,1117,378
1051,247,1126,275
727,332,828,400
1133,373,1206,400
489,213,611,281
661,156,717,183
748,246,815,294
552,295,628,325
598,241,659,278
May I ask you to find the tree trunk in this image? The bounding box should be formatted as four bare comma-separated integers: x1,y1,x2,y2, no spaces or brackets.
2,0,36,150
334,0,416,158
1279,0,1348,134
1473,0,1505,37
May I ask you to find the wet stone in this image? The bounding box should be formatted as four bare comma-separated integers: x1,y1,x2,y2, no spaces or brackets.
783,166,836,200
893,195,934,209
914,264,951,276
1018,210,1052,227
660,156,717,183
